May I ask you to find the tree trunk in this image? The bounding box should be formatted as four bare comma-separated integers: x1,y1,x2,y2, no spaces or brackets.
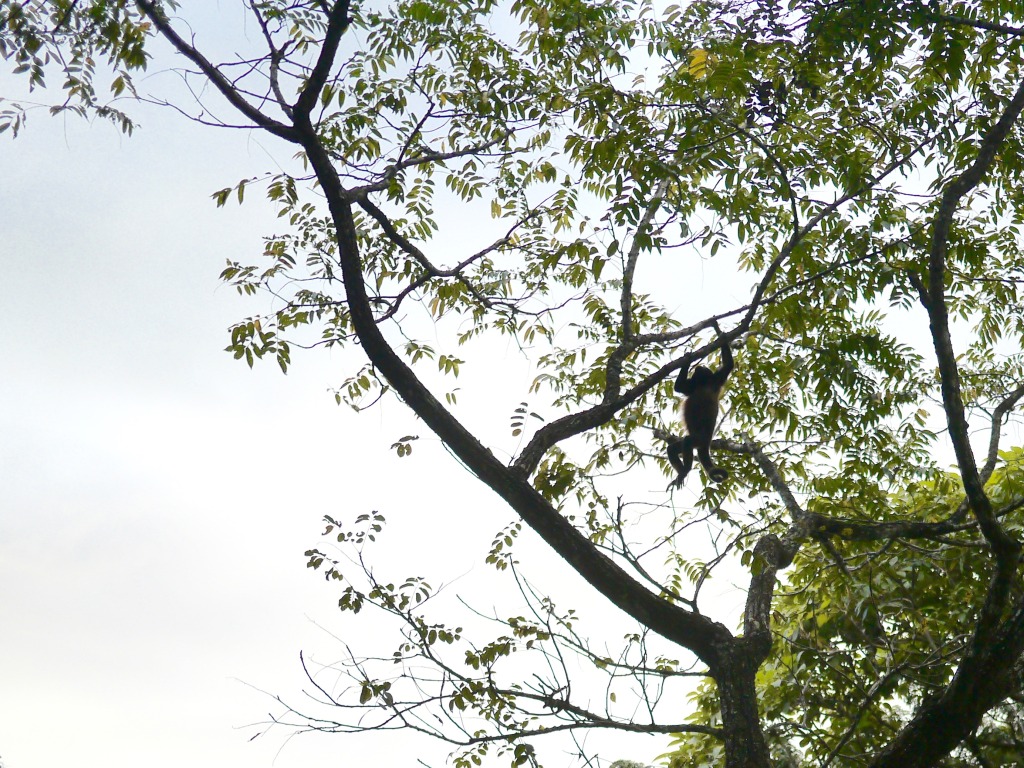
716,646,772,768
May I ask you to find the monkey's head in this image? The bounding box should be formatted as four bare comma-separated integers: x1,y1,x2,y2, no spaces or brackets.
688,365,715,387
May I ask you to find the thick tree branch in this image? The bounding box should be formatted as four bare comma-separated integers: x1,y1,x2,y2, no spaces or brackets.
923,77,1024,559
870,594,1024,768
982,382,1024,481
293,123,738,671
743,535,790,645
292,1,351,119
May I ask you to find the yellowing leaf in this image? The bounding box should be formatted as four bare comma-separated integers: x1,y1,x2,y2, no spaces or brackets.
689,48,714,79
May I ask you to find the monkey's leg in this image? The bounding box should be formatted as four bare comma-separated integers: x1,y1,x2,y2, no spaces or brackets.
697,443,729,483
666,436,694,490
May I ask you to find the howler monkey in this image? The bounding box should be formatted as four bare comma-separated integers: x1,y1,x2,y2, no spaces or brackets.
666,328,733,489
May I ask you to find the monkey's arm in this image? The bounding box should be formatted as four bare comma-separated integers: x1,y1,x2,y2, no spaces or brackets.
673,360,693,395
713,334,734,385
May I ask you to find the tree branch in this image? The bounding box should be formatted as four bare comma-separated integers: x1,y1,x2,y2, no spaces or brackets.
620,178,668,343
292,1,351,120
926,10,1024,37
345,131,514,200
513,117,933,479
981,382,1024,482
134,0,298,140
870,595,1024,768
923,77,1024,559
295,120,739,671
250,4,294,118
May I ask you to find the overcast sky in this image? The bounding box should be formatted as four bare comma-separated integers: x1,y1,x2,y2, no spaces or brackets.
0,65,520,767
0,7,765,765
6,7,1017,766
0,62,679,768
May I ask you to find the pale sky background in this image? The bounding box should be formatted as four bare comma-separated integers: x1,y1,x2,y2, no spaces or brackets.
0,3,804,765
0,65,518,768
3,8,1016,768
0,22,717,768
0,8,986,767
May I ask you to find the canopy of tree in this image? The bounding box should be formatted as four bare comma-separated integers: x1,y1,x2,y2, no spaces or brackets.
6,1,1024,766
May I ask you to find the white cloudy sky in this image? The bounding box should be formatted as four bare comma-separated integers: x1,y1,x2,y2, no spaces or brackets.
0,58,514,768
5,8,1016,767
0,7,757,767
0,94,687,764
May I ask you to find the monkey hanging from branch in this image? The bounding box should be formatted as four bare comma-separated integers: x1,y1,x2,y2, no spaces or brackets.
666,323,734,489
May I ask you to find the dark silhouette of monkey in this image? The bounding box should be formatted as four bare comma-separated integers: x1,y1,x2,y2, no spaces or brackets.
666,330,734,489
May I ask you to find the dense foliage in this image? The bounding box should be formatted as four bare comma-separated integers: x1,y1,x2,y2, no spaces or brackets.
7,1,1024,766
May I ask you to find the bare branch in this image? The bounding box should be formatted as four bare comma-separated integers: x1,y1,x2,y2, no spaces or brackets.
620,178,669,342
981,382,1024,482
134,0,298,140
345,131,514,200
358,196,540,319
729,439,808,526
250,4,294,118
